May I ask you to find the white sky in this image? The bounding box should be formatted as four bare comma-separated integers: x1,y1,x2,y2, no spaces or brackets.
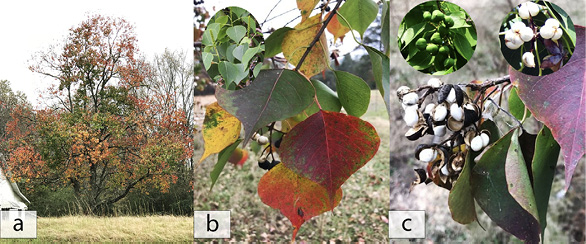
0,0,363,106
0,0,192,106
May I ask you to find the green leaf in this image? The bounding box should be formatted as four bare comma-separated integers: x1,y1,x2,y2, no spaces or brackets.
218,61,248,86
226,25,247,43
232,44,248,62
210,139,242,191
311,79,341,112
509,86,531,121
216,69,315,145
364,46,390,115
505,129,540,221
264,27,292,57
333,70,371,117
531,126,560,236
381,1,390,54
202,23,221,46
399,22,427,51
453,32,475,60
471,129,541,243
337,0,378,38
448,151,477,224
202,52,213,70
241,45,263,68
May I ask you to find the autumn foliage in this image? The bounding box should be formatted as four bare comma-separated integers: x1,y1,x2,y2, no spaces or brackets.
3,15,192,213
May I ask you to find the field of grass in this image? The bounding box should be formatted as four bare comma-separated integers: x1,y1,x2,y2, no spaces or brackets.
2,215,192,242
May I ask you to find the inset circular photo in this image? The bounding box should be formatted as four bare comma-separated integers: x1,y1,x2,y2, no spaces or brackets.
499,1,576,76
397,1,477,75
201,7,264,89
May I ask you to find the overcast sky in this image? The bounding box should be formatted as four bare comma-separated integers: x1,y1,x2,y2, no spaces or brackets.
0,1,362,106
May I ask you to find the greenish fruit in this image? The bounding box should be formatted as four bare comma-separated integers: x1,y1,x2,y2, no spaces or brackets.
438,46,450,55
426,43,439,54
444,16,454,27
431,10,444,22
423,11,432,21
444,58,455,68
416,38,428,50
430,32,442,44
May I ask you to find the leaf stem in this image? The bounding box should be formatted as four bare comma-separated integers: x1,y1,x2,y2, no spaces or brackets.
294,0,344,72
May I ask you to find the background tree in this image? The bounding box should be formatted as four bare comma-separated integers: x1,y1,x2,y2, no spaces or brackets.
5,15,192,214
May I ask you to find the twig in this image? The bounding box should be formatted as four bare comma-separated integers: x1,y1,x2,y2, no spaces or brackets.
487,97,524,131
262,0,284,26
294,0,344,72
462,75,511,91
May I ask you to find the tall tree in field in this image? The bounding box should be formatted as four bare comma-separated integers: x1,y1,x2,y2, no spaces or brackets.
5,15,192,214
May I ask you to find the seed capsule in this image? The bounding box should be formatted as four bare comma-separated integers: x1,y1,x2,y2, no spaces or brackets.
404,106,419,127
405,125,426,141
437,84,452,104
470,135,484,151
396,86,410,98
447,116,464,131
480,132,490,147
418,148,437,163
433,125,447,137
427,78,443,88
446,88,457,103
424,103,436,114
257,135,269,145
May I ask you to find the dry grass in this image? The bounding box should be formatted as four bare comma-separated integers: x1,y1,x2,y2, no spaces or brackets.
0,215,193,242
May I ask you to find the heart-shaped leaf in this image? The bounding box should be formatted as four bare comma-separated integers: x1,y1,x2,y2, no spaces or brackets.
226,25,247,43
278,110,380,205
216,69,315,145
510,26,585,188
471,129,540,243
282,14,328,77
333,70,371,117
218,61,248,86
337,0,378,38
296,0,320,21
199,102,241,164
258,163,342,240
364,45,391,115
325,12,350,43
264,27,293,57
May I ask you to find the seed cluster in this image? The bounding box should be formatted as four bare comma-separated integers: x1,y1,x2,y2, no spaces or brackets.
397,78,491,190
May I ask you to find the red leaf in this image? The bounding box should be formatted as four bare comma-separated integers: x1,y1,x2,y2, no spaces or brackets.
509,26,586,188
278,110,379,206
258,163,342,240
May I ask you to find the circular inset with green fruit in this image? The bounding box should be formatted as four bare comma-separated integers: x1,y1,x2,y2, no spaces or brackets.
397,1,477,75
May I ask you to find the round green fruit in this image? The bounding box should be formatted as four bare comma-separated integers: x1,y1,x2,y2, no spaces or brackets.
430,32,442,44
444,16,454,27
423,11,431,21
444,58,455,68
438,46,449,55
431,10,444,22
426,43,439,54
416,38,427,50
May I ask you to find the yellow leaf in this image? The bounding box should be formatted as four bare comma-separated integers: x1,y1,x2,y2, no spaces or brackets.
297,0,320,21
325,12,350,43
282,14,329,77
199,102,241,163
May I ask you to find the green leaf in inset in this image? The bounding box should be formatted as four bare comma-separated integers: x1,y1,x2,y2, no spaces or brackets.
216,69,315,145
265,27,293,57
241,45,263,67
471,129,540,243
505,129,540,222
531,126,560,236
218,61,247,86
337,0,378,38
226,25,247,43
202,23,221,46
210,139,242,191
333,70,371,117
202,52,213,70
364,46,390,115
399,22,427,51
509,86,531,121
453,32,475,60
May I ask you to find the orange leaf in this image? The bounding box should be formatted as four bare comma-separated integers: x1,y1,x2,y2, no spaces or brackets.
258,163,342,240
297,0,320,21
325,12,350,43
282,14,329,77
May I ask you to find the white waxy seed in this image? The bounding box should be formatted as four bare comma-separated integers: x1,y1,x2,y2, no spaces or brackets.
540,25,555,39
424,103,436,114
433,104,448,121
552,27,563,41
402,92,419,106
544,18,560,28
419,148,436,163
519,27,534,42
522,52,536,68
505,30,524,49
257,136,269,145
518,2,540,19
450,103,464,121
446,88,457,103
471,136,484,151
481,133,490,147
433,125,447,137
404,106,419,127
427,78,443,88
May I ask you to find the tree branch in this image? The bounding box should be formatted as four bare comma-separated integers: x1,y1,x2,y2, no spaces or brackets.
294,0,344,72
